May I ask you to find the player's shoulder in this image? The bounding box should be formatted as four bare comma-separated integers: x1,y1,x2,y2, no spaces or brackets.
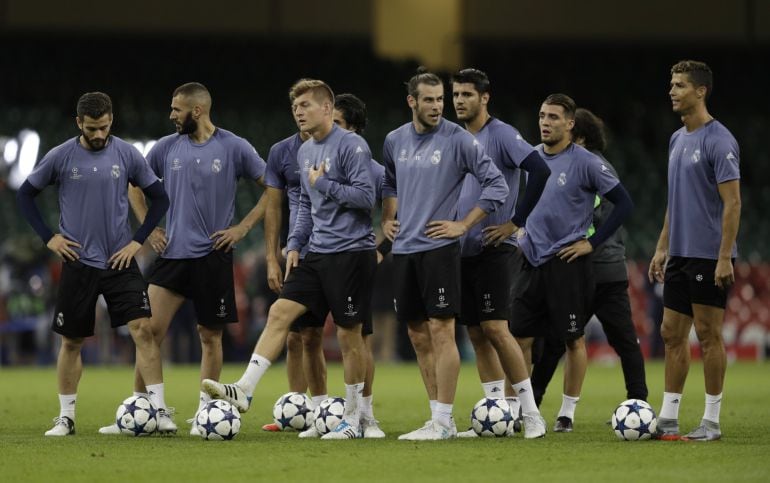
338,129,370,155
669,126,686,144
704,120,738,145
45,137,79,159
443,119,477,145
108,135,142,154
215,127,252,147
385,122,412,142
153,133,183,150
270,133,300,152
485,117,516,136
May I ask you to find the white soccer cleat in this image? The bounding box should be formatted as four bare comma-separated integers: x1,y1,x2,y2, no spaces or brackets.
45,416,75,437
201,379,251,413
399,419,456,441
298,425,321,438
361,417,386,439
157,408,177,434
456,427,479,438
320,420,361,440
397,420,432,440
186,415,201,436
522,412,547,439
98,423,121,435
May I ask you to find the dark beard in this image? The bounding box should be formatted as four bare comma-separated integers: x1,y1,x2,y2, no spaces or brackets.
81,132,108,150
177,114,197,135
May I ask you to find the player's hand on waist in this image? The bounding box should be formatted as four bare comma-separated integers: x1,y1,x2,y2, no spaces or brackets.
285,250,300,281
210,224,249,252
425,220,467,240
108,240,142,270
482,221,518,247
148,227,167,254
557,239,593,263
47,234,81,261
382,220,400,241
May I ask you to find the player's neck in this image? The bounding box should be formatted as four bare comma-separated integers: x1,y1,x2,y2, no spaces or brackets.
310,120,334,142
543,138,571,155
189,118,216,144
299,131,312,142
465,111,490,135
680,105,713,132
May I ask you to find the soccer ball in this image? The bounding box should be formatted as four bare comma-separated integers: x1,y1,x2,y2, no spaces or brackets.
272,392,313,431
197,399,241,440
115,395,158,436
611,399,657,441
470,397,514,437
313,397,345,435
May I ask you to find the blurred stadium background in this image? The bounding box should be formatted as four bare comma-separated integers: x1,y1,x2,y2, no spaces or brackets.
1,0,769,366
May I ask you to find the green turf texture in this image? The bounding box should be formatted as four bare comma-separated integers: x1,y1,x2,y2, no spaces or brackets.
1,361,768,482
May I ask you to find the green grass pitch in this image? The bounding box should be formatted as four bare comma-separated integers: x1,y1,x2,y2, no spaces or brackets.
1,361,769,482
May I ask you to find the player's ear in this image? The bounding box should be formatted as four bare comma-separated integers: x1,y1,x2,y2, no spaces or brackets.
75,116,83,130
407,95,417,109
696,85,707,99
481,92,490,106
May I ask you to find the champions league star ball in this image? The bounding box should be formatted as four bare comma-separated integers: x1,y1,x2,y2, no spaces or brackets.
612,399,657,441
470,397,514,437
115,395,158,436
197,399,241,440
313,397,346,435
272,392,313,431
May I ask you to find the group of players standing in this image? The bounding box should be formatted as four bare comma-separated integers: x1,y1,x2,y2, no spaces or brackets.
19,59,739,443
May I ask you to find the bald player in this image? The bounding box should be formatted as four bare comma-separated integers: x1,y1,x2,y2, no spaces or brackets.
99,82,267,435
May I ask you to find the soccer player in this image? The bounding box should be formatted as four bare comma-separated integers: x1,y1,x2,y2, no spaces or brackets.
449,68,551,439
203,79,378,440
649,60,740,442
16,92,172,436
529,108,648,432
381,68,509,440
510,94,634,434
98,82,267,435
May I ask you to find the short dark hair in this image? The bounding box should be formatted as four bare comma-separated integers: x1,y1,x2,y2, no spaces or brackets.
671,60,713,100
543,93,577,119
334,93,367,135
173,82,210,99
406,66,443,99
76,92,112,120
572,108,607,153
289,78,335,105
450,68,490,95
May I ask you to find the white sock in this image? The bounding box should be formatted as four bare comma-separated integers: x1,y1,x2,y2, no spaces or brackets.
506,397,521,418
59,394,76,420
311,394,328,409
197,391,212,414
429,399,437,420
660,392,683,420
145,383,167,411
236,353,271,396
482,379,505,399
133,391,149,398
344,382,364,427
434,402,453,428
703,393,722,424
361,395,374,420
512,379,538,415
558,394,580,420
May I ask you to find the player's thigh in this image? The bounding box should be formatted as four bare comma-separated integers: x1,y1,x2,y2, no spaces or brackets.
416,243,461,321
52,260,101,338
392,253,425,323
691,303,725,341
510,257,548,338
544,256,593,341
147,284,185,335
192,250,238,326
279,254,326,322
593,281,635,339
320,250,376,329
99,260,152,329
660,307,693,342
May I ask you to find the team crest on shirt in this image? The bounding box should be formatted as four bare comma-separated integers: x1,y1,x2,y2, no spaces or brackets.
70,167,82,180
398,149,408,162
324,157,331,172
56,312,64,327
212,159,222,173
691,149,701,164
171,158,182,171
303,159,311,172
431,150,442,165
557,172,567,186
111,165,121,179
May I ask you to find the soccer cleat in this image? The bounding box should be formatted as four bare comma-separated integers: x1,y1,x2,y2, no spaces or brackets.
157,408,177,434
456,427,479,438
398,419,456,441
45,416,75,436
522,412,547,439
98,423,121,435
512,416,523,434
397,420,432,440
298,425,321,438
681,419,721,442
553,416,574,433
361,417,386,439
321,420,361,440
653,417,681,441
186,416,201,436
201,379,251,413
262,422,282,432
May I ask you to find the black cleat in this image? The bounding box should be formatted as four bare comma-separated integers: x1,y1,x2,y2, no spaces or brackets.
553,416,573,433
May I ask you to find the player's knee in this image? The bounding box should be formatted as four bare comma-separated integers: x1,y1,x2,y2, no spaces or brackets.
467,326,488,346
407,324,431,351
429,324,455,347
127,319,153,347
61,336,85,352
480,323,510,347
287,331,303,352
301,328,323,352
660,322,687,346
565,336,585,351
693,321,722,346
197,325,222,346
